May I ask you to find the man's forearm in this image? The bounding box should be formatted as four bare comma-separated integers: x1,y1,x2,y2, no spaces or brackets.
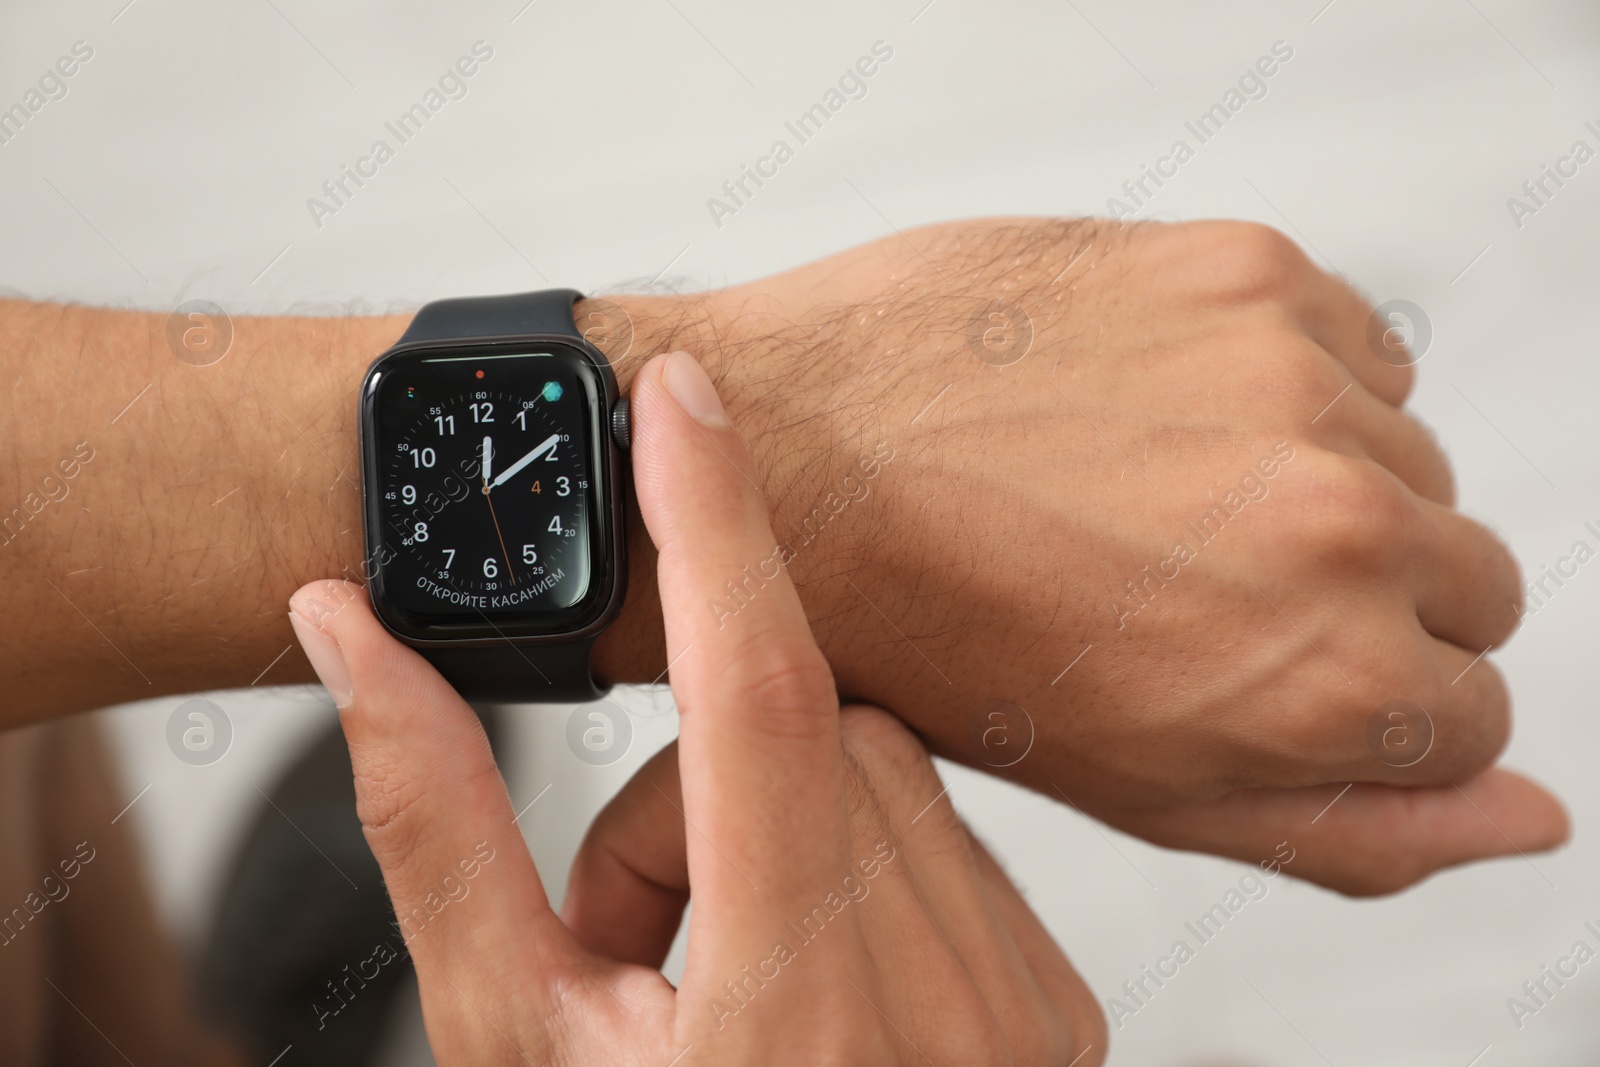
0,294,729,725
3,297,391,723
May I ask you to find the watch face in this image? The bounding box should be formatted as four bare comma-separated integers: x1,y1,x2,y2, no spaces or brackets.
361,342,618,640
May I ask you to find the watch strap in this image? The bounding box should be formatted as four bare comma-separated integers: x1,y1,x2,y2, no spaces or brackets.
398,287,583,344
422,641,604,705
397,287,609,706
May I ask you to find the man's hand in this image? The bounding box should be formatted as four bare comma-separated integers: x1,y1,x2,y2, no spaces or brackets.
605,218,1566,894
287,352,1103,1065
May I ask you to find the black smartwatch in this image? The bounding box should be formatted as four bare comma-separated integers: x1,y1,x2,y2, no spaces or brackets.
357,289,629,704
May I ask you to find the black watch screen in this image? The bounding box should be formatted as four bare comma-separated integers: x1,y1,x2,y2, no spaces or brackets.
361,343,613,640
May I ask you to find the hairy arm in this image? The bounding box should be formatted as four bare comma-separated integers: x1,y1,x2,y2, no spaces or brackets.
0,295,704,725
1,216,1567,895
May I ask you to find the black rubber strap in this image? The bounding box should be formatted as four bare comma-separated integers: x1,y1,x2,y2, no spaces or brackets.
422,642,603,705
401,288,603,706
399,288,584,344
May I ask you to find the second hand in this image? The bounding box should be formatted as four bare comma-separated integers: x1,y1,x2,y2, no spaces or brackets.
483,480,517,586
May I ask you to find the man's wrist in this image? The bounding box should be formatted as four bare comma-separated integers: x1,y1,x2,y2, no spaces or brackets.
576,287,883,694
2,286,825,722
576,293,715,689
576,288,865,694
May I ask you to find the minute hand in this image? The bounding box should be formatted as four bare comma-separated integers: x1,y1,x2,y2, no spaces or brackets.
490,433,561,489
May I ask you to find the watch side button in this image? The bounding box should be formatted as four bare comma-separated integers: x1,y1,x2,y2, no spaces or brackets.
611,397,631,450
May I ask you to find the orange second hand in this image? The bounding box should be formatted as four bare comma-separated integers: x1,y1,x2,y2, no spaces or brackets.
483,483,517,586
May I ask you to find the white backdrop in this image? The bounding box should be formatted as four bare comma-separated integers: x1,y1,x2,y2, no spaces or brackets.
3,0,1598,1063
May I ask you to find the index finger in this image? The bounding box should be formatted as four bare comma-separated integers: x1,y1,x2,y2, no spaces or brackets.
629,351,851,950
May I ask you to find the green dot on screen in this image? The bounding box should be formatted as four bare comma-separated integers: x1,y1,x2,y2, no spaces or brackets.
542,381,563,402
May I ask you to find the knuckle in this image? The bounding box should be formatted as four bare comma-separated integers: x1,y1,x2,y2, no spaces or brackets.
1276,453,1418,569
838,744,887,829
1432,461,1457,510
349,750,430,862
346,727,503,877
1390,360,1419,403
840,704,939,793
1334,648,1510,780
949,1016,1014,1067
839,707,969,851
720,643,838,741
1341,645,1431,726
1203,221,1312,301
1352,631,1429,699
1001,1010,1060,1067
1373,358,1419,409
1464,521,1524,644
1451,660,1513,774
1254,629,1422,781
1406,420,1457,505
1498,563,1526,643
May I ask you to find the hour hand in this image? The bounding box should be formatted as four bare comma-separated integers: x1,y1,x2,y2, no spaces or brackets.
481,435,493,485
491,433,560,489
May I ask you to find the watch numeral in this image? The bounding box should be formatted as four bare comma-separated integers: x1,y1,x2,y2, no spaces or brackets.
435,415,455,436
442,548,455,569
556,476,570,497
483,557,498,578
412,447,436,468
413,521,429,542
471,402,495,423
548,515,563,534
522,544,538,564
514,409,526,430
401,485,417,504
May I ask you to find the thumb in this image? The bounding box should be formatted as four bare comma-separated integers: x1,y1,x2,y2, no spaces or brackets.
287,579,583,980
561,741,689,968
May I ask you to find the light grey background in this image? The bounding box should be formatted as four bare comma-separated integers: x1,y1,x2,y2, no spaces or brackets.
3,0,1598,1063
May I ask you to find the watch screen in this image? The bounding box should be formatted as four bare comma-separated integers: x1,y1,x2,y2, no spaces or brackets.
364,344,609,635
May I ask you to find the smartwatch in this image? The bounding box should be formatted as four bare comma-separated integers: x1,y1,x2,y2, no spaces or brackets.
357,289,629,704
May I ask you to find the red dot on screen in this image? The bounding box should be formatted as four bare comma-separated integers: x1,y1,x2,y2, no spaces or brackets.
475,370,484,379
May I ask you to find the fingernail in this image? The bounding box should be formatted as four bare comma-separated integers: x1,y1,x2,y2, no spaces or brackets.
661,350,729,429
288,596,354,709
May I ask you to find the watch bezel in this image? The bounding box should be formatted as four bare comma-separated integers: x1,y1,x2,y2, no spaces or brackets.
357,334,627,647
